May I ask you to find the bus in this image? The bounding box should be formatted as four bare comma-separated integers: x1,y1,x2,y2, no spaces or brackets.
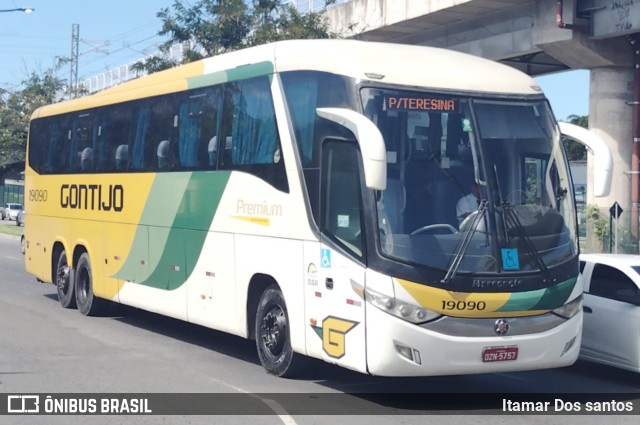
24,39,582,377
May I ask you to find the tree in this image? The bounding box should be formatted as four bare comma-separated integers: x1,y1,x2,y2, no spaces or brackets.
250,0,336,45
132,0,336,74
562,114,588,161
0,70,67,165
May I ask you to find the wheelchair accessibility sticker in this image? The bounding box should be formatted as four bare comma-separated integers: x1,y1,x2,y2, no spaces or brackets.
501,248,520,271
321,249,331,269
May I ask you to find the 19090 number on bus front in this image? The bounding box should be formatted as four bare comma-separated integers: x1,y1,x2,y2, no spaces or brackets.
441,300,486,311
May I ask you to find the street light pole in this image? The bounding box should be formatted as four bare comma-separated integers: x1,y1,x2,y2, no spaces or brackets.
0,8,35,13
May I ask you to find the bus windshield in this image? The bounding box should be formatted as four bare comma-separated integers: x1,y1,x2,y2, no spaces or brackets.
361,88,578,274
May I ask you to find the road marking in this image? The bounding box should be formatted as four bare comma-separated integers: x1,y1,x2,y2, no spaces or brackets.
207,377,299,425
261,398,298,425
4,255,22,261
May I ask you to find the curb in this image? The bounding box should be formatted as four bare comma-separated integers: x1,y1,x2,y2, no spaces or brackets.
0,232,20,241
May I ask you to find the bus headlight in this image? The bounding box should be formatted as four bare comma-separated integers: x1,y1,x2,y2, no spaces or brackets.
552,295,583,319
364,287,440,324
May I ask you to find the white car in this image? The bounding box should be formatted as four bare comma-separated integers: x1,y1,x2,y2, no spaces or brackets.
580,253,640,373
2,203,23,221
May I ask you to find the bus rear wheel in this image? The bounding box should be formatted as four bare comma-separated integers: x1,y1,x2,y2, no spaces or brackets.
75,253,106,316
55,250,76,309
255,285,306,377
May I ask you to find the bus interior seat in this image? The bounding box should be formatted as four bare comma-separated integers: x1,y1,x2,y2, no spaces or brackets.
81,147,93,172
115,144,129,171
157,140,172,170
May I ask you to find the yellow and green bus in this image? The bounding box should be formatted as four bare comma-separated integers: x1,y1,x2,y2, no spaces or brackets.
25,39,582,377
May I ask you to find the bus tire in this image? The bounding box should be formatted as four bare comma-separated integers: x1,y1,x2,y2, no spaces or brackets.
74,253,106,316
55,250,76,309
255,285,306,377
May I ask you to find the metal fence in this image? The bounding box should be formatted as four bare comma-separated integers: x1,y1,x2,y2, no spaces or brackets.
288,0,350,13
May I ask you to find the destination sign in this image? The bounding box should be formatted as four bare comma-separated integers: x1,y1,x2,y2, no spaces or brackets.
386,96,457,112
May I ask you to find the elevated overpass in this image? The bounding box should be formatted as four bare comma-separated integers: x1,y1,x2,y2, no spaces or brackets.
325,0,639,252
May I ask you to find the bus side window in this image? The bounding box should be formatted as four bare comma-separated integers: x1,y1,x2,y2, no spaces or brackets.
176,87,221,170
202,89,222,169
130,96,175,172
104,105,133,172
28,119,49,174
69,114,93,173
131,107,148,171
48,116,70,173
227,78,279,165
51,125,68,173
321,141,365,258
219,77,288,192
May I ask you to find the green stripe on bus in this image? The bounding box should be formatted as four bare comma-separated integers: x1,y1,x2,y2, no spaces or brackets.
495,277,577,312
529,276,577,311
115,173,191,283
188,61,274,89
115,171,231,290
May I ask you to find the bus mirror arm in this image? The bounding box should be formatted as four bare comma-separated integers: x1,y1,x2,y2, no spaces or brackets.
316,107,387,191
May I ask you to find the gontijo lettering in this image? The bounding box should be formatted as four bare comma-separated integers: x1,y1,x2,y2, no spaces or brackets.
60,184,124,211
386,96,457,112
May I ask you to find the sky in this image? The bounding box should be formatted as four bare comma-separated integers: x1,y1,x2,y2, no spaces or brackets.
0,0,589,121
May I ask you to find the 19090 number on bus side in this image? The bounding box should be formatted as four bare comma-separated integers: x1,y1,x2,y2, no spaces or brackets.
29,189,48,202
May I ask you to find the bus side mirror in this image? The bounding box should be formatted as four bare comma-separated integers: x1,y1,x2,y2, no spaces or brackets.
316,107,387,191
558,121,612,197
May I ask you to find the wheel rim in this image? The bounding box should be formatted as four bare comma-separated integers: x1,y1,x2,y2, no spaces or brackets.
260,304,286,359
56,262,70,295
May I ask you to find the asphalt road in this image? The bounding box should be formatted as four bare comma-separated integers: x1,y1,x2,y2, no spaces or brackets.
0,234,639,424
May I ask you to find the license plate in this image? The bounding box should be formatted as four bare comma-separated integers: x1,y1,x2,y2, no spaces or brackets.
482,346,518,362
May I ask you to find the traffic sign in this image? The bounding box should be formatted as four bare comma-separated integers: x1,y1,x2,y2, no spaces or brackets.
610,202,623,219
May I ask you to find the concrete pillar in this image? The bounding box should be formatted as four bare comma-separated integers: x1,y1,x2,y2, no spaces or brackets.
587,66,634,253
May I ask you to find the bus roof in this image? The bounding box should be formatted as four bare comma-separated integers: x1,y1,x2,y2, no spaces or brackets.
32,39,542,119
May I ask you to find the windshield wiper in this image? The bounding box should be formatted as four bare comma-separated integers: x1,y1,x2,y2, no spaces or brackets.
501,201,548,273
441,200,488,284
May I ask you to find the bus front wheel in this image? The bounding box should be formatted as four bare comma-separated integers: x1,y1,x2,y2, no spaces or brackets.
55,250,76,309
255,285,306,377
74,253,106,316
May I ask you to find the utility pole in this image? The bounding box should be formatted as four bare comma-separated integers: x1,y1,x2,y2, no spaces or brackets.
70,23,79,98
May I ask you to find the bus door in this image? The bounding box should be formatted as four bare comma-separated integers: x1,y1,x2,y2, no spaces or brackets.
304,140,367,373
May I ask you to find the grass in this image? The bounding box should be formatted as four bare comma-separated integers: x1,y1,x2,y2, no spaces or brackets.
0,223,23,237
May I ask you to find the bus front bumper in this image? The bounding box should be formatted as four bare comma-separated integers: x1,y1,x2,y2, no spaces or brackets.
365,304,582,377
